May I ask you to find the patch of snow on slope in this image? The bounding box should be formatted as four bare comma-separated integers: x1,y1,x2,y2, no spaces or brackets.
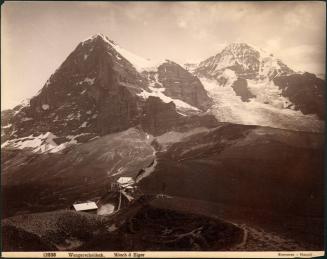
84,34,166,72
1,132,84,153
1,132,56,153
247,43,290,79
247,79,293,109
138,71,199,112
21,117,33,122
216,54,235,71
42,104,50,110
112,44,163,72
13,99,31,116
80,121,88,128
138,87,199,111
78,77,95,85
199,77,324,132
2,124,12,129
220,69,237,87
184,63,198,73
20,98,31,107
259,56,280,77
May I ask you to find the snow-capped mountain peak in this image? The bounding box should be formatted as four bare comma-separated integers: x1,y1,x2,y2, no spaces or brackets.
191,42,324,132
82,33,164,73
1,34,214,154
196,42,293,80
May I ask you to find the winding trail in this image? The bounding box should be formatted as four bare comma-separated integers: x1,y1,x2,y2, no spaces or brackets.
230,224,305,251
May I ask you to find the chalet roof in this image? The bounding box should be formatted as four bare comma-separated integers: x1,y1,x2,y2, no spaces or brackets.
73,202,98,211
117,177,135,186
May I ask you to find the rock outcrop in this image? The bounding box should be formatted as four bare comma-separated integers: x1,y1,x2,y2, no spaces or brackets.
273,72,325,119
157,61,212,111
141,96,181,136
230,78,255,102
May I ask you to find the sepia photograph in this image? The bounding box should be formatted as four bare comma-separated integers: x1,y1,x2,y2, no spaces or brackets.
1,1,325,257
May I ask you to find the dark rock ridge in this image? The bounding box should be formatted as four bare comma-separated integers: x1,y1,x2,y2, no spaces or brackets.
273,72,325,119
156,61,212,111
230,78,255,102
140,97,219,136
2,35,144,139
141,97,182,136
1,34,212,142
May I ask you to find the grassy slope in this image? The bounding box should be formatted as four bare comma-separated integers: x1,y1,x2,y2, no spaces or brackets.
2,128,154,217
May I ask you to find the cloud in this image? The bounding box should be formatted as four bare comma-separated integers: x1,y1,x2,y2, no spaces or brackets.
177,19,187,28
265,38,282,53
278,44,325,74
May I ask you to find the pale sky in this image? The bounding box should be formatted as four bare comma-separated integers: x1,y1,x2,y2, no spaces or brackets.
1,1,326,110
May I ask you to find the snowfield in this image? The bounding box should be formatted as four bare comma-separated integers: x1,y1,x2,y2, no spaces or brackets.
1,132,95,154
200,77,324,132
111,44,164,72
137,87,199,112
246,79,293,109
1,132,64,153
137,70,200,112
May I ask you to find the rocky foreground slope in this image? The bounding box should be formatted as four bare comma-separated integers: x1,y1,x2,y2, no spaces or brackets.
2,123,324,250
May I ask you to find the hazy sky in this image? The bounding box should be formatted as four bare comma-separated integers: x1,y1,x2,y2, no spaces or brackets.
1,1,326,110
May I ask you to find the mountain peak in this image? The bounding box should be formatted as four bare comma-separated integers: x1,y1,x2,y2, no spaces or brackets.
196,41,294,80
225,42,252,48
221,42,258,55
82,33,117,46
220,42,275,59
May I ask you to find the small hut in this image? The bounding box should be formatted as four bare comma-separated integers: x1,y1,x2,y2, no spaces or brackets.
110,176,135,191
72,201,98,213
117,177,135,188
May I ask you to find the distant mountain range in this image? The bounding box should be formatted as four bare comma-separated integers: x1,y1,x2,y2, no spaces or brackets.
1,34,324,153
1,35,324,251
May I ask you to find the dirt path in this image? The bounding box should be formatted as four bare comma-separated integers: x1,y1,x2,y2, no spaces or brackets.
230,224,305,251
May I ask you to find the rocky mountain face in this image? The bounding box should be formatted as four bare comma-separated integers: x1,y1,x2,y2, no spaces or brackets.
156,61,212,110
273,72,325,120
1,34,213,152
2,38,325,153
141,97,219,136
230,78,255,102
1,35,324,155
2,35,143,141
141,97,182,136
